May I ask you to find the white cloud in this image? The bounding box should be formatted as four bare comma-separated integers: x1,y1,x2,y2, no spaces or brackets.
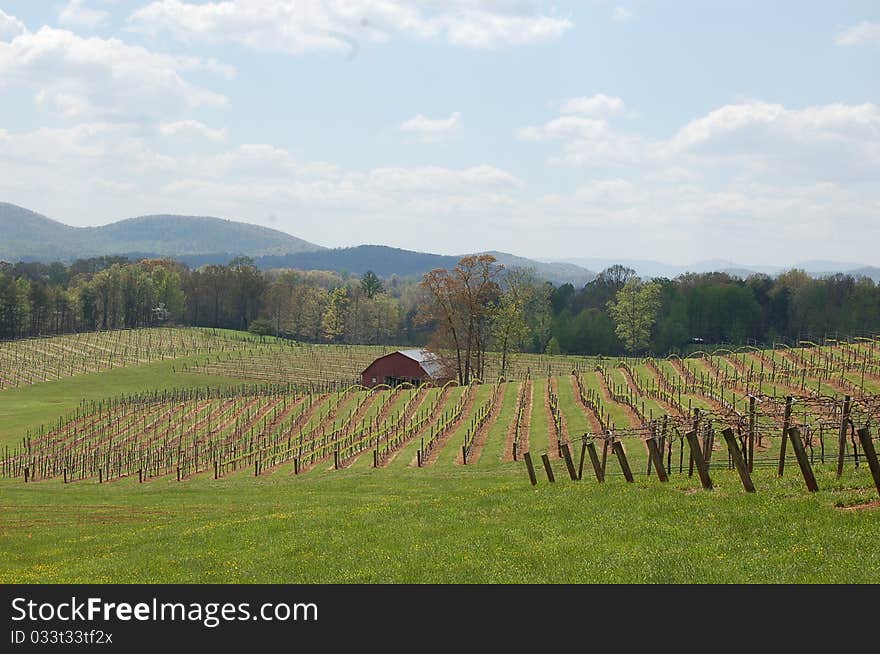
128,0,572,53
58,1,110,28
517,115,608,140
560,94,626,117
611,7,633,23
520,99,880,177
835,21,880,46
0,10,25,41
0,26,231,120
506,97,880,259
159,120,227,141
365,164,518,190
400,112,462,139
442,9,572,48
667,101,880,179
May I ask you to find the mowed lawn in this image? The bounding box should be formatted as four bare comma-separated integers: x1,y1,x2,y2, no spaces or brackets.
3,465,880,584
2,352,880,584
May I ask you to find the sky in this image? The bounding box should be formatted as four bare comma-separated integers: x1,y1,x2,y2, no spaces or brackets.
0,1,878,265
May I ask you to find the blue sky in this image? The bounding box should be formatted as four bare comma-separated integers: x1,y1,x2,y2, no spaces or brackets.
0,1,878,265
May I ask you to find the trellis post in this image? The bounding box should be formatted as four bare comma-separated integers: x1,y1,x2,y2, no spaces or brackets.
685,430,712,490
721,427,755,493
856,427,880,498
777,396,793,477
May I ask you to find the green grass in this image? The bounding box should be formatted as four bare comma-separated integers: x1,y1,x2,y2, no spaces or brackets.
528,378,551,454
478,381,518,465
3,464,880,583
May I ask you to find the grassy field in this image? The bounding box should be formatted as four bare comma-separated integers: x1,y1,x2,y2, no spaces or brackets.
2,329,880,584
3,463,880,584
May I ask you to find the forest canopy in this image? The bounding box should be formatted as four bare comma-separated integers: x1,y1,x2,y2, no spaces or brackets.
1,257,879,356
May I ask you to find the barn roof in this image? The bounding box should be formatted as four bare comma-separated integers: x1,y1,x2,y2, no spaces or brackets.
397,349,446,379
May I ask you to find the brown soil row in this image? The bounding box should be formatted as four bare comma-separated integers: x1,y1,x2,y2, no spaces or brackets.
337,388,431,469
503,380,533,461
595,370,641,428
456,383,507,465
379,386,453,468
421,386,480,466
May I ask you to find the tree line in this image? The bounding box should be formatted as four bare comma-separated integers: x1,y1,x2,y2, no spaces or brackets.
549,265,880,355
3,256,879,360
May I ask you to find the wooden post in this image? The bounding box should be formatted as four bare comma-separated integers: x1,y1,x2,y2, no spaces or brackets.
577,441,587,480
787,427,818,492
748,395,756,472
688,408,701,478
586,442,604,482
293,457,299,475
721,427,755,493
856,427,880,498
417,449,422,468
561,443,578,481
333,449,339,470
645,437,668,482
685,430,712,490
612,441,634,483
777,396,793,477
523,451,537,486
601,436,609,475
462,445,468,465
836,396,852,477
541,453,556,483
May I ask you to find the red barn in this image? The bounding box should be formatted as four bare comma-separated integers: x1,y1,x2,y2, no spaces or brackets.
361,349,452,388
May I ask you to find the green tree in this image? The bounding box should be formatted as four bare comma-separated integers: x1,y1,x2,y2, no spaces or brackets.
321,286,350,342
607,278,661,353
360,270,384,299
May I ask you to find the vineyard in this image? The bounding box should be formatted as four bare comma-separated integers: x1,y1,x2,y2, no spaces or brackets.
189,345,605,385
4,330,880,584
0,328,280,390
4,335,880,502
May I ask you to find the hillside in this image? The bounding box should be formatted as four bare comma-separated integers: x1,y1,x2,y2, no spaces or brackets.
561,256,878,281
228,246,595,285
0,203,83,261
0,203,596,285
0,203,323,261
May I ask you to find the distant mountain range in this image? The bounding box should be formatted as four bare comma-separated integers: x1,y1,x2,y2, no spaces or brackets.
3,203,875,285
0,203,596,285
0,202,321,261
559,257,880,284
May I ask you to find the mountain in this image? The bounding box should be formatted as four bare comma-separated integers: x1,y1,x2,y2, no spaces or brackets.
848,267,880,283
0,203,595,285
206,246,596,285
0,203,323,262
81,214,322,257
0,203,84,262
481,251,595,286
560,255,880,281
253,245,460,278
560,257,778,279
